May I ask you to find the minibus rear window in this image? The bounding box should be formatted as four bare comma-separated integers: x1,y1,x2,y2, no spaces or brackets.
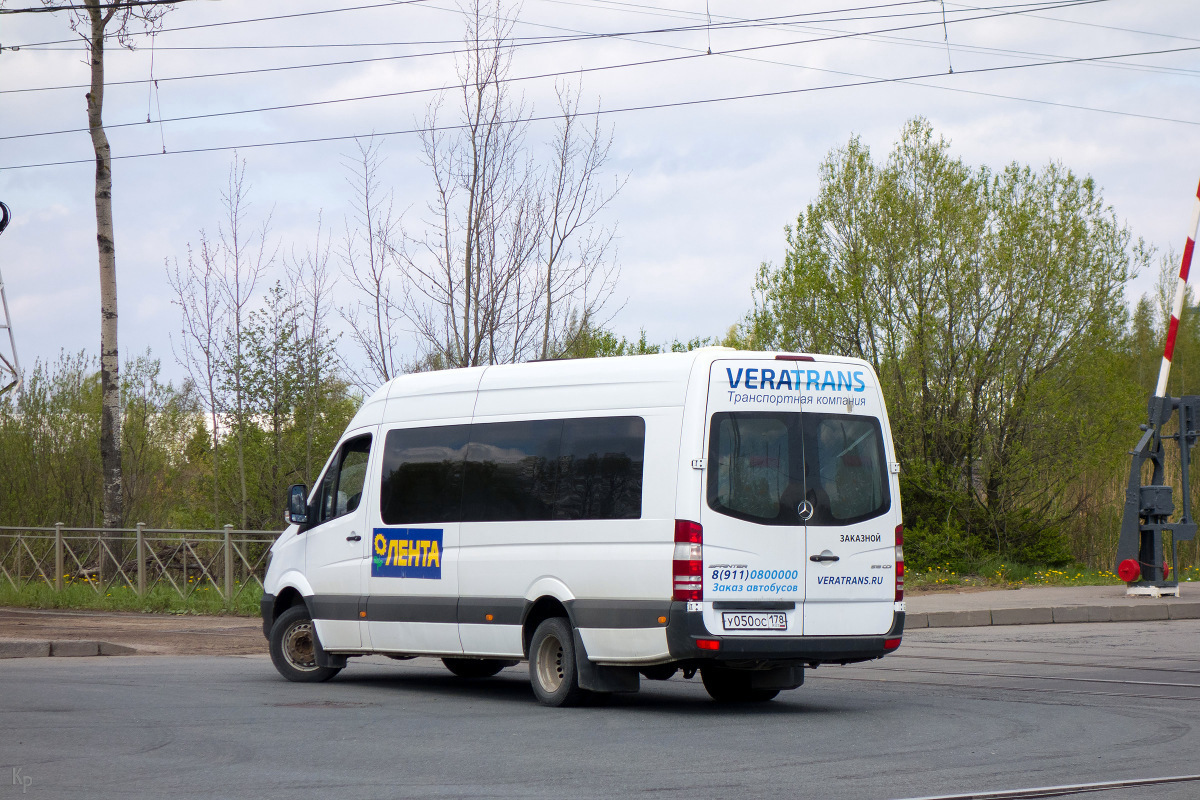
810,415,889,522
707,412,889,526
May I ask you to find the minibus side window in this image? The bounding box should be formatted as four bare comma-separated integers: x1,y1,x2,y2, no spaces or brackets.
378,416,646,524
380,426,470,525
316,435,373,525
555,417,645,520
462,420,562,522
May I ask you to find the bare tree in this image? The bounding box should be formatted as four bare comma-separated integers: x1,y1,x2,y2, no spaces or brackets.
27,1,176,537
401,0,537,368
538,81,622,359
338,138,406,389
166,237,227,526
286,213,338,483
393,0,621,369
214,159,276,530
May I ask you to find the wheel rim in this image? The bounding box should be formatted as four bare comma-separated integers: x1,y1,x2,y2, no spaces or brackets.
535,632,565,693
283,620,318,671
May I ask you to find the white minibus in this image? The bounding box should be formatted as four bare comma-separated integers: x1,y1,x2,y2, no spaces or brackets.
261,348,905,705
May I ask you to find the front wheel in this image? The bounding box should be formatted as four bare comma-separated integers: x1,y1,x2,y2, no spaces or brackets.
700,666,779,703
268,605,341,683
528,617,586,707
443,657,514,678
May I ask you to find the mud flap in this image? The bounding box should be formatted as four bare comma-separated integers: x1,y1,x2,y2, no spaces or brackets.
749,666,804,691
314,635,348,669
572,630,640,693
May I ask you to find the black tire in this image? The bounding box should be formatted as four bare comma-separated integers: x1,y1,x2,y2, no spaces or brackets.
268,605,342,683
528,617,586,707
700,666,779,703
442,657,513,678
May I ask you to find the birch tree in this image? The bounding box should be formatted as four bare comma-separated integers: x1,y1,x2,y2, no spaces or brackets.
21,1,176,540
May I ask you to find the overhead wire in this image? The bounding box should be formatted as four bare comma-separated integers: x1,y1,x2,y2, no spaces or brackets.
497,0,1200,97
0,0,1151,139
0,0,1120,96
570,0,1200,128
543,0,1196,78
945,0,1200,43
0,0,191,13
3,3,1013,54
531,0,1200,85
2,0,1103,51
3,42,1198,172
1,0,435,46
6,34,1199,144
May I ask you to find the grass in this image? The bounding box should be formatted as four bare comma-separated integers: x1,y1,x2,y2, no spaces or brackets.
0,575,262,616
908,560,1200,591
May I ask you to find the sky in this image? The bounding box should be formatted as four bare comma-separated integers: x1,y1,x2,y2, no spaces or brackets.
0,0,1198,389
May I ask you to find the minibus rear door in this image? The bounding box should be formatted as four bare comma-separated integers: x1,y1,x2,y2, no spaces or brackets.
796,362,896,636
699,360,809,637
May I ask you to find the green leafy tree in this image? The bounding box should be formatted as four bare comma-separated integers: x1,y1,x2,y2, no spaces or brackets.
745,118,1146,565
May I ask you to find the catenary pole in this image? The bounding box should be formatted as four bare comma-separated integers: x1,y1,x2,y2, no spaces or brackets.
0,201,21,396
1155,179,1200,398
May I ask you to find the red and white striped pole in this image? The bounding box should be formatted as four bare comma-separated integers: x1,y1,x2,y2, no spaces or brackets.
1155,178,1200,398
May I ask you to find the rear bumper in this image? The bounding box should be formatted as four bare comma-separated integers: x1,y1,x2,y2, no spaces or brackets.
665,602,904,665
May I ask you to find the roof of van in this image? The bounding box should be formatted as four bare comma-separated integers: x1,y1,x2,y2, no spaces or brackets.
348,348,871,429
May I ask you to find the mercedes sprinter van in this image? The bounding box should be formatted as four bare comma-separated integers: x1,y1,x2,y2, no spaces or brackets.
261,349,905,705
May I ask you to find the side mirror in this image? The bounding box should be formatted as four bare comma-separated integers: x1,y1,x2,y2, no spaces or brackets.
286,484,309,526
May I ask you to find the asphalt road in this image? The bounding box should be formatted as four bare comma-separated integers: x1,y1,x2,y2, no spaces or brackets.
3,620,1200,800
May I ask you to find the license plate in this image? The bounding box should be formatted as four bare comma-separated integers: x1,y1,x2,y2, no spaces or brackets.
721,612,787,631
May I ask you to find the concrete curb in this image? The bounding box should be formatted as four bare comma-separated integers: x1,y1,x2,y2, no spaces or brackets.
906,602,1200,629
0,639,139,659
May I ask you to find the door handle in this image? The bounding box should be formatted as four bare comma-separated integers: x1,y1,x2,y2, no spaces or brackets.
810,553,839,563
346,533,362,542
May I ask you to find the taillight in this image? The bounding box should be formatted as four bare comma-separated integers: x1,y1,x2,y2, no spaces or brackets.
895,524,904,602
673,519,703,602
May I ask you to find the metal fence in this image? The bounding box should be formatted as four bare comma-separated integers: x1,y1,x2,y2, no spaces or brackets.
0,525,281,604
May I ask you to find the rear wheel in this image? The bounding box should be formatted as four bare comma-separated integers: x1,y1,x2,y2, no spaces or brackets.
442,658,513,678
700,666,779,703
269,605,341,683
528,617,586,707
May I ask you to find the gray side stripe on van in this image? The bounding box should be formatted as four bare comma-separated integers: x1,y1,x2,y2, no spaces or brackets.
567,599,672,629
458,597,524,626
310,595,670,630
308,594,359,621
366,595,459,624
